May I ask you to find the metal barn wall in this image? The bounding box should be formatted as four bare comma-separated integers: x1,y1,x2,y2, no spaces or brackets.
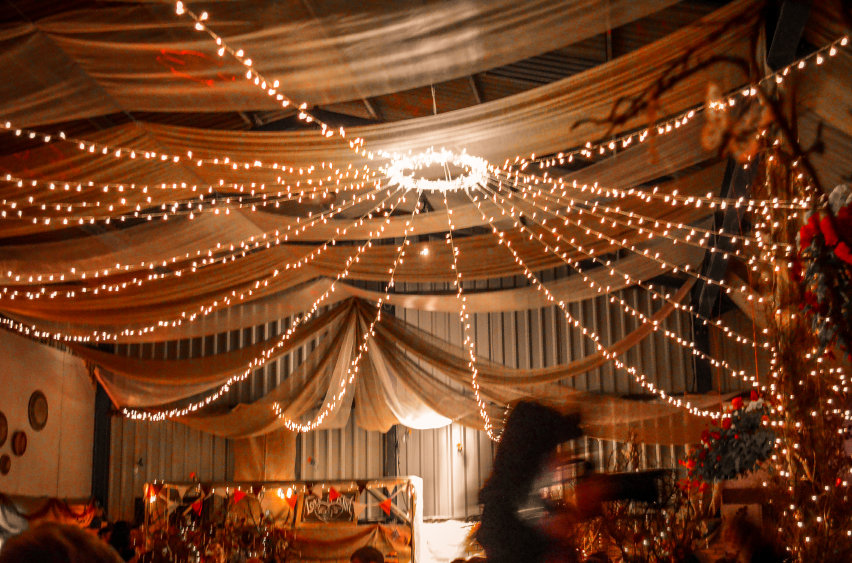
298,417,385,481
388,271,748,518
107,271,751,521
107,417,233,522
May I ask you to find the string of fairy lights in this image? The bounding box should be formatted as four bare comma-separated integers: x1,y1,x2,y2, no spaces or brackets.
0,183,391,298
122,190,414,420
442,190,501,441
501,35,849,172
273,203,422,431
1,187,408,344
0,1,847,432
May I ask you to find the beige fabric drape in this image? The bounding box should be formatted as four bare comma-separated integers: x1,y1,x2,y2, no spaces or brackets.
86,301,350,407
84,288,721,444
76,277,693,410
9,236,705,342
0,0,680,127
171,291,725,445
233,428,297,481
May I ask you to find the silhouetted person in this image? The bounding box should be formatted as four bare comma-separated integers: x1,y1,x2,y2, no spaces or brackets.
0,522,123,563
109,521,136,561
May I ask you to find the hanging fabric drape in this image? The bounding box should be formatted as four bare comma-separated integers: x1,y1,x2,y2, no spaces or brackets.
82,301,351,407
82,289,727,444
8,235,706,342
0,162,721,333
0,0,681,128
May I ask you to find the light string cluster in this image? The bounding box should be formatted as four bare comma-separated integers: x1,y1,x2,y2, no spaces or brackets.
466,187,724,419
484,182,763,351
482,173,779,349
122,191,413,420
273,201,422,431
0,184,391,298
476,181,763,394
9,6,845,427
2,187,407,344
501,35,849,172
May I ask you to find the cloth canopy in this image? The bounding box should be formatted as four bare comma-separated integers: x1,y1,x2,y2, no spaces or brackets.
83,292,729,445
0,0,679,127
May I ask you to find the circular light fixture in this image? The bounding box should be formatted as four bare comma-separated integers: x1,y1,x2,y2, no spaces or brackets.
385,148,488,192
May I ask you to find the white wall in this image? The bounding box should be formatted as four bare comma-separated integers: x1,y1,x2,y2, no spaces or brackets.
0,331,94,498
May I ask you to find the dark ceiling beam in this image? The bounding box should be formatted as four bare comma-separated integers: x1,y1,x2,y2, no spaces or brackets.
690,0,811,393
251,107,381,131
362,97,382,121
468,75,483,104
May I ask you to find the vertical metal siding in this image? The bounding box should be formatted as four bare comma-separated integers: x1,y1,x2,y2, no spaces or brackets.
107,417,232,522
108,274,750,520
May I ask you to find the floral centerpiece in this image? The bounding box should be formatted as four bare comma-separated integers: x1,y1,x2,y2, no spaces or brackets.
680,392,774,486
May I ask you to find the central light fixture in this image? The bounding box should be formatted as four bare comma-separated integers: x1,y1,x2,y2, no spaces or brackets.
385,148,488,192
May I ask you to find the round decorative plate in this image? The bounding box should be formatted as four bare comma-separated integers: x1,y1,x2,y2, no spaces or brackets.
0,454,9,475
28,391,48,431
11,431,27,457
0,411,6,447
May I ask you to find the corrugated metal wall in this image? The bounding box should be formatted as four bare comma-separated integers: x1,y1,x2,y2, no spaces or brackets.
108,418,232,522
107,270,756,521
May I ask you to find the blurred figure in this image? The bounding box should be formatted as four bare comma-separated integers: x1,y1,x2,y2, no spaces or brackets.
98,521,114,543
0,522,123,563
351,545,384,563
109,521,137,562
477,401,584,563
722,510,784,563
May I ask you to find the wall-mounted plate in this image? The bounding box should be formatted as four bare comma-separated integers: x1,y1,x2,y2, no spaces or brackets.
0,454,9,475
11,431,26,457
28,391,48,431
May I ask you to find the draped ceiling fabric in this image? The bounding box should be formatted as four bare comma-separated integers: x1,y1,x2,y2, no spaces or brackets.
0,163,721,328
85,292,732,445
0,0,796,448
0,0,683,128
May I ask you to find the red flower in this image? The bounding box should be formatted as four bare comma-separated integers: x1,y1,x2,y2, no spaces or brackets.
820,215,841,247
750,390,760,401
711,431,721,440
716,455,722,462
799,213,820,249
699,449,707,460
722,417,732,430
835,242,852,266
699,482,709,493
701,429,711,444
732,397,744,410
734,434,739,439
686,459,696,470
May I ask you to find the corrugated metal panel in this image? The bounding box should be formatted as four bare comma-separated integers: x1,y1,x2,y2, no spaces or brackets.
389,271,748,517
107,270,751,520
107,417,232,522
298,417,385,481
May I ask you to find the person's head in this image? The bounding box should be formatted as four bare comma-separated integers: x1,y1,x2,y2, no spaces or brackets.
350,545,384,563
0,522,123,563
108,521,136,561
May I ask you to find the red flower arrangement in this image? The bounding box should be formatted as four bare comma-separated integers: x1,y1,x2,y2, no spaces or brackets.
796,185,852,362
679,393,773,485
